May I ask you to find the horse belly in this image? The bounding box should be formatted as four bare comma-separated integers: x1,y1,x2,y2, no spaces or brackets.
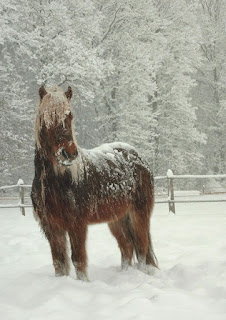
87,197,131,224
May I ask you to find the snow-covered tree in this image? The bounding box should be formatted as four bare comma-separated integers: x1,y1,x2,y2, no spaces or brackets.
3,0,225,185
0,0,104,184
95,0,205,174
192,0,226,173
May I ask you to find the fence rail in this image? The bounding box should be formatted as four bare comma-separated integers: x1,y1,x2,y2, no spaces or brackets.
0,179,32,215
1,170,226,214
159,170,226,213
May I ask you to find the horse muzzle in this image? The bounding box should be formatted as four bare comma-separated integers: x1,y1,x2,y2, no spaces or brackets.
59,148,78,166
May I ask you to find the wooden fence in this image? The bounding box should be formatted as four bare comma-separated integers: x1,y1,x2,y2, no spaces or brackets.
1,170,226,215
0,180,32,215
155,170,226,213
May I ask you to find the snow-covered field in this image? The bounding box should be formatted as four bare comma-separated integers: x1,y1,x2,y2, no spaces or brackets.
0,199,226,320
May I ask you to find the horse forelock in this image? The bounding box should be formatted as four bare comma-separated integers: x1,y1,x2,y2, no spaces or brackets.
34,86,76,149
37,86,71,127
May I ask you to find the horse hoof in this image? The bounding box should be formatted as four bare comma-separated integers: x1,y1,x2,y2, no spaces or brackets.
76,271,89,282
136,262,157,276
55,272,69,277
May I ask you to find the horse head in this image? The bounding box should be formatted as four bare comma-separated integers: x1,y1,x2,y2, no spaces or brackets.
35,85,78,167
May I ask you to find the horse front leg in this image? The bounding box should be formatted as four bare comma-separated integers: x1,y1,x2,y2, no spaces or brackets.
69,223,88,281
41,221,70,277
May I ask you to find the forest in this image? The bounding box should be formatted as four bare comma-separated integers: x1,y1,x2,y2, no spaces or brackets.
1,0,226,186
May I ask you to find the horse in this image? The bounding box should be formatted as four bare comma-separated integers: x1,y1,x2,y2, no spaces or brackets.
31,85,158,281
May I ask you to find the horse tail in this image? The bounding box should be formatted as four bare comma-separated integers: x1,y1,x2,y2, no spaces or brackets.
146,232,159,268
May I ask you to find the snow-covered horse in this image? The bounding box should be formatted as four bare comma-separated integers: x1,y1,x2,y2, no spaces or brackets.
31,85,158,280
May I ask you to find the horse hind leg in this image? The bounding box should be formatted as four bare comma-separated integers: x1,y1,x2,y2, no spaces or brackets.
108,216,134,270
129,169,158,272
129,207,158,273
41,222,70,276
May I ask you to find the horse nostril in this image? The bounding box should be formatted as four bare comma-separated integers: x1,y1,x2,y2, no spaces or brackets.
73,149,78,159
62,149,69,159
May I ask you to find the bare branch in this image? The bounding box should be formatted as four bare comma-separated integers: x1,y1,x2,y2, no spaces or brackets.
99,4,123,44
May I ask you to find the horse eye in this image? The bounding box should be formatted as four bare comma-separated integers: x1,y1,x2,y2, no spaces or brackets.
58,123,66,131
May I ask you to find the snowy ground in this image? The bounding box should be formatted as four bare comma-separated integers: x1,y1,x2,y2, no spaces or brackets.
0,198,226,320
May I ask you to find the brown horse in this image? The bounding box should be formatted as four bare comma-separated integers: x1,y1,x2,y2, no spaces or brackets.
31,85,158,281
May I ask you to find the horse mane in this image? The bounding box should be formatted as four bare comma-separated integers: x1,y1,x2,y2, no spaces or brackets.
34,86,76,150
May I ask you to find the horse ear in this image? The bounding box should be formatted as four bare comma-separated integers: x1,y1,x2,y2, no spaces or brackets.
39,85,47,100
65,86,73,101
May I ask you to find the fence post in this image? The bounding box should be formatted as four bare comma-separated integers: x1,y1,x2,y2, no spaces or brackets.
167,169,175,214
18,179,25,216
